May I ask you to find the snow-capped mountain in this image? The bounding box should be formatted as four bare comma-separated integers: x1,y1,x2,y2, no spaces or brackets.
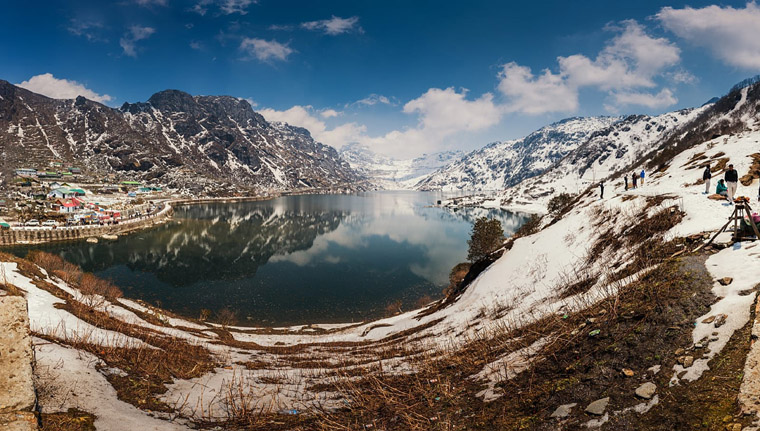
415,116,621,191
0,81,363,192
445,77,760,213
494,109,703,210
339,142,463,189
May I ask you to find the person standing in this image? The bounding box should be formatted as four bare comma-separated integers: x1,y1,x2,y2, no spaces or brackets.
632,172,638,189
599,181,604,199
703,164,712,194
640,169,645,186
624,176,629,191
725,164,739,202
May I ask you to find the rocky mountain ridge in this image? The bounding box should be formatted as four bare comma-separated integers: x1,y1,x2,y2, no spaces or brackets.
0,81,363,194
414,116,621,191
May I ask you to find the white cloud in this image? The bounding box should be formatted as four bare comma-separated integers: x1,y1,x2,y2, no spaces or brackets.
261,87,502,158
301,16,361,35
497,20,681,114
17,73,112,104
611,88,678,109
67,20,106,42
657,2,760,69
402,88,502,135
191,0,212,15
259,105,366,149
219,0,256,14
353,94,394,107
120,25,155,57
320,109,340,118
240,38,293,62
189,41,203,50
191,0,255,15
268,24,294,31
498,62,579,114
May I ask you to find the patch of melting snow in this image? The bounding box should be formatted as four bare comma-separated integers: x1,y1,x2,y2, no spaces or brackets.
584,396,659,429
471,337,549,402
670,242,760,385
34,338,190,431
585,412,609,428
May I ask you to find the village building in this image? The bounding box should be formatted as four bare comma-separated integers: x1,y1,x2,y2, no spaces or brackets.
14,168,37,177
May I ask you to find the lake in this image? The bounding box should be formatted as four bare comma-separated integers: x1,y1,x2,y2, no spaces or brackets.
15,192,529,326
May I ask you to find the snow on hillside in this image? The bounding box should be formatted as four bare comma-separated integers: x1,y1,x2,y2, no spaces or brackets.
415,116,621,192
442,108,705,215
9,80,760,429
339,142,463,189
15,123,760,423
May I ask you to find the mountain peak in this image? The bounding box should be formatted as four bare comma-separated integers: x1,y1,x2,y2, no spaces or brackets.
147,89,196,112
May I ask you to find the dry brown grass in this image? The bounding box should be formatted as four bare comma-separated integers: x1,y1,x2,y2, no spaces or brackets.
40,408,97,431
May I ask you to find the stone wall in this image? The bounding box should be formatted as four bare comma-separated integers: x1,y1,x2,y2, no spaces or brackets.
0,296,37,431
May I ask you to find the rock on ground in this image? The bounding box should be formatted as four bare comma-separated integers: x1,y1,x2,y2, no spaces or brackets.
585,397,610,416
635,382,657,399
550,403,577,418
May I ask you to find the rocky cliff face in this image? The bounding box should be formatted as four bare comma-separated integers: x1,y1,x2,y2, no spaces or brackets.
0,81,363,193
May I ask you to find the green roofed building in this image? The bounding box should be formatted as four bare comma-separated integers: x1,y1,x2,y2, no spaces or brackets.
121,181,141,186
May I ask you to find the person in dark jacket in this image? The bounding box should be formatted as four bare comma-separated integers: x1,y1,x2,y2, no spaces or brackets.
599,181,604,199
631,172,638,189
624,176,628,191
725,164,739,201
703,164,712,194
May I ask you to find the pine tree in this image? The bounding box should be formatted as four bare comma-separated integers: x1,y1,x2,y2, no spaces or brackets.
467,217,504,263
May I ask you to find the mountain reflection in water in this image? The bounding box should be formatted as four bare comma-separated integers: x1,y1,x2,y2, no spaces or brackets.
18,192,529,326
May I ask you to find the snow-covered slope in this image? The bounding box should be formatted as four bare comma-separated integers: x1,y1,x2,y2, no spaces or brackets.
445,78,760,214
415,116,620,192
493,109,703,212
339,143,463,189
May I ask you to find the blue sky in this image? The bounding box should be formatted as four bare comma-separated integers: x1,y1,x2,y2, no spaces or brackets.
1,0,759,158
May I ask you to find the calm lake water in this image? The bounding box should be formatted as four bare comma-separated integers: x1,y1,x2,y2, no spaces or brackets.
16,192,529,326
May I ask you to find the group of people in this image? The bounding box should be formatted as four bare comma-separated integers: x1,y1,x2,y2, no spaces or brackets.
703,163,760,202
623,170,645,191
599,169,645,199
596,163,760,202
703,163,743,202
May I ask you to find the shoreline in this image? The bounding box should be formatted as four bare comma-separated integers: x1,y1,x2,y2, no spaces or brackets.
0,193,283,247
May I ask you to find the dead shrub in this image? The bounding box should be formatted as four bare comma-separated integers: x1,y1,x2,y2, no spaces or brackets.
414,295,435,309
79,273,123,300
514,214,542,238
385,299,403,317
547,192,576,217
215,307,237,327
